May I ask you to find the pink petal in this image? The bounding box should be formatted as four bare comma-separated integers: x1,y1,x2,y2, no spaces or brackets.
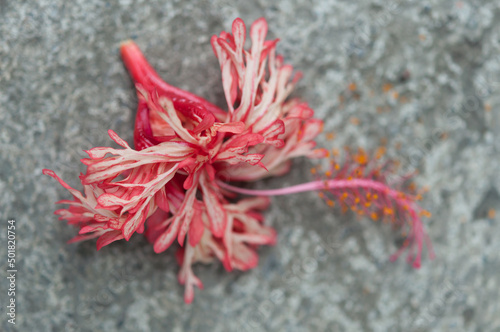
231,243,259,271
96,230,124,250
154,217,182,253
299,119,324,142
200,176,226,238
232,18,246,54
108,130,131,148
188,209,204,247
122,202,150,240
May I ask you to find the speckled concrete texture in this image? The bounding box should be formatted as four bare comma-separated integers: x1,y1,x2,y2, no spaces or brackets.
1,0,500,331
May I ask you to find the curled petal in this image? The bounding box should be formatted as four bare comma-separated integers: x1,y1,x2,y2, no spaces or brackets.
96,230,125,251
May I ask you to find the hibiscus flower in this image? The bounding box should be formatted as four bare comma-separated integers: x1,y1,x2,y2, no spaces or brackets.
44,17,325,303
44,17,432,303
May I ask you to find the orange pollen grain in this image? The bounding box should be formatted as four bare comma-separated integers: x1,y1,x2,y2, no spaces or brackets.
350,117,360,125
310,168,317,175
325,170,332,177
382,83,393,93
348,82,357,91
375,146,386,159
355,154,368,165
327,200,335,207
370,212,378,221
488,209,496,219
419,210,432,218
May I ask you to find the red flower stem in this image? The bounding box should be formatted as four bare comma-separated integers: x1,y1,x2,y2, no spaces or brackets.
218,179,403,199
219,178,435,266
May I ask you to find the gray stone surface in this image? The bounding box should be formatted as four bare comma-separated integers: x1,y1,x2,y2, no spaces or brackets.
1,0,500,331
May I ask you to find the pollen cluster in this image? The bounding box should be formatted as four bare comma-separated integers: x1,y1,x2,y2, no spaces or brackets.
314,141,434,268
